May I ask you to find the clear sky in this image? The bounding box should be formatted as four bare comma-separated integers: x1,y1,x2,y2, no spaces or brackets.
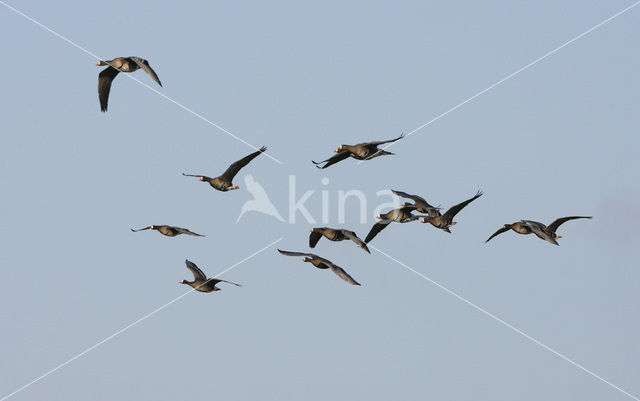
1,1,640,400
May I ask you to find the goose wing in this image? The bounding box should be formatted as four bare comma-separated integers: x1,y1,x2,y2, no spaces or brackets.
340,230,370,253
309,231,324,248
328,263,361,285
98,66,120,112
130,57,162,86
362,133,404,146
442,190,483,220
312,150,351,169
485,226,510,243
277,249,319,258
220,146,267,182
174,226,205,237
522,221,558,245
364,221,391,243
131,226,152,232
547,216,592,233
185,259,207,281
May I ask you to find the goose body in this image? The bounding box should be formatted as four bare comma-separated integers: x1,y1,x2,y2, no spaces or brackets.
312,134,404,169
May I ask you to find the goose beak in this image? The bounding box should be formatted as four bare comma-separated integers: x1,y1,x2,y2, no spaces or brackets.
451,221,457,225
375,214,381,219
309,229,313,232
557,235,563,239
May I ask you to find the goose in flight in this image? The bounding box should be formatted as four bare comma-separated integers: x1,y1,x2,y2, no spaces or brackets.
485,222,534,243
180,260,242,292
183,146,267,191
312,134,404,169
519,216,592,245
364,206,420,244
97,56,162,112
420,190,483,233
309,227,370,254
130,225,204,237
277,249,360,286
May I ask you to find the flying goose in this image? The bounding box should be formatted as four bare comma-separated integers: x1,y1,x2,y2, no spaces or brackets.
312,134,404,169
419,190,483,232
97,57,162,112
130,225,204,237
364,206,420,244
277,249,360,285
183,146,267,191
520,216,592,245
180,260,242,292
309,227,370,254
485,222,533,243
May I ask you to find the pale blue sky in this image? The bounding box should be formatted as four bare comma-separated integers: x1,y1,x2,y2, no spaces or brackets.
1,1,640,400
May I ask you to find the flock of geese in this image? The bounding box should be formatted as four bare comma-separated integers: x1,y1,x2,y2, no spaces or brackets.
99,56,592,290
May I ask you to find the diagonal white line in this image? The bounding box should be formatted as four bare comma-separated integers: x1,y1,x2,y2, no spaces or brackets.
0,237,283,401
359,0,640,162
369,244,639,401
0,0,283,165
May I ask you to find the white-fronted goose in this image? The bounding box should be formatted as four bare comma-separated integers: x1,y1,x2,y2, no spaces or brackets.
420,190,483,232
392,190,442,216
183,146,267,191
485,222,533,243
277,249,360,285
309,227,370,254
97,57,162,112
520,216,592,245
180,260,242,292
312,134,404,169
364,206,420,243
131,225,204,237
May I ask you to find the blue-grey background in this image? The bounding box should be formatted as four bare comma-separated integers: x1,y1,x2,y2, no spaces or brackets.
1,1,639,400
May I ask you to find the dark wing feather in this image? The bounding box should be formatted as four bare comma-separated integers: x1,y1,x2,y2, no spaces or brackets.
174,227,205,237
220,146,267,181
329,264,361,285
185,259,207,281
277,249,318,258
309,231,323,248
364,221,391,243
312,151,350,169
213,278,242,287
340,230,370,253
485,226,510,243
362,133,404,146
547,216,592,233
525,223,558,245
98,66,120,112
442,190,483,220
130,57,162,86
391,190,426,205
